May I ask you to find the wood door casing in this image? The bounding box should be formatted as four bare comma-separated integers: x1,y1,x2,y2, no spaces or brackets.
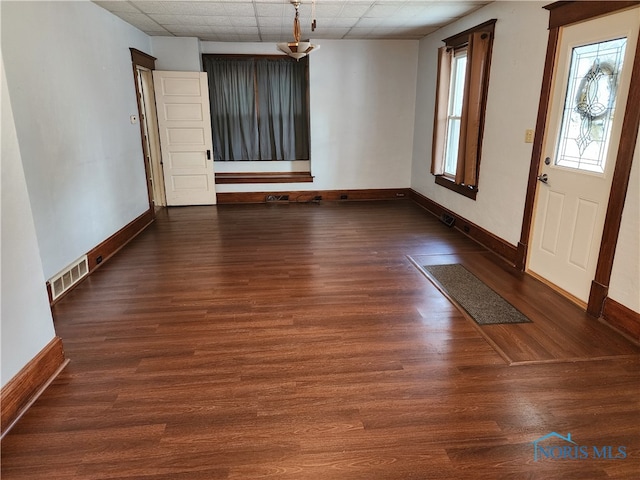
517,1,640,317
527,9,639,304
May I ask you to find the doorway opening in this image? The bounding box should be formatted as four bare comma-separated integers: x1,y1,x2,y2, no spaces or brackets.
130,48,165,210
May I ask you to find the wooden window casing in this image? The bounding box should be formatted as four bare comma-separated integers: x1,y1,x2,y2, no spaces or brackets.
431,19,496,200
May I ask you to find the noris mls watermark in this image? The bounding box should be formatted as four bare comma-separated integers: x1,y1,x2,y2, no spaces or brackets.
532,432,627,461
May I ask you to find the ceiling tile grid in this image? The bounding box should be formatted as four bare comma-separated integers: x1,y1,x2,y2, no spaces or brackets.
94,0,492,42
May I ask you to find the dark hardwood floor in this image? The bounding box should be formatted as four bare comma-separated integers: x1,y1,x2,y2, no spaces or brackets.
409,252,640,365
2,201,639,479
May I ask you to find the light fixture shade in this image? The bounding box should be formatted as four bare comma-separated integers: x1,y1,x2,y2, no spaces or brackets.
277,41,318,60
277,0,319,60
277,42,293,55
288,51,307,60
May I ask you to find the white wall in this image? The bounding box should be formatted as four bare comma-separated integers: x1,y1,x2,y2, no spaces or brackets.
201,40,277,57
152,36,202,71
155,38,419,193
1,0,152,280
411,1,549,245
1,56,57,387
609,130,640,312
309,39,417,192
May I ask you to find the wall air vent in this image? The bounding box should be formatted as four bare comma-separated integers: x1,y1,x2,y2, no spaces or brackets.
440,213,456,228
49,255,89,301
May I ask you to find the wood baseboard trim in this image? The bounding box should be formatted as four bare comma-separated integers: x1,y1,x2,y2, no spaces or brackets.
215,172,314,184
47,209,155,305
1,336,67,437
587,280,608,318
409,189,517,264
602,297,640,342
217,188,411,204
87,208,154,273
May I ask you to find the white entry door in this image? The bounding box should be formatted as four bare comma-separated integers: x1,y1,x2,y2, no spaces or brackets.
528,8,639,303
152,71,216,206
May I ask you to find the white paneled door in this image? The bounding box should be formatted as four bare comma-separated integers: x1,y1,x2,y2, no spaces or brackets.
528,8,639,303
153,71,216,205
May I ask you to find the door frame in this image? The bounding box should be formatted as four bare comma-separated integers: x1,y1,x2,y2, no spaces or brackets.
136,66,166,207
516,1,640,317
130,48,160,213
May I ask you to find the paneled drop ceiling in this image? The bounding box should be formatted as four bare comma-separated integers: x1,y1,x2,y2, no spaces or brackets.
93,0,493,42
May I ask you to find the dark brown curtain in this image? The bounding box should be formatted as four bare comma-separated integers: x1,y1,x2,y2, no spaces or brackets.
456,32,491,186
431,46,452,176
203,56,309,161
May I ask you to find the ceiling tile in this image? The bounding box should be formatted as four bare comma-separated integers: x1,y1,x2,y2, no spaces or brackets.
94,0,494,42
229,16,258,27
258,16,286,27
346,27,374,38
315,17,359,28
149,14,232,26
364,4,402,18
255,3,285,17
424,3,485,19
93,1,140,13
340,4,375,17
311,27,352,38
112,12,167,32
162,25,218,35
223,3,256,16
132,1,226,15
354,17,384,28
234,26,260,35
261,35,284,43
308,3,343,17
211,26,238,35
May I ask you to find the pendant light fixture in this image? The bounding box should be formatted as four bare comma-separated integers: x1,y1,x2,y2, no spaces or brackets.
277,0,319,60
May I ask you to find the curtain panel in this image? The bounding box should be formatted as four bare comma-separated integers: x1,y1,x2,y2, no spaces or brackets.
431,46,452,176
203,56,309,161
456,32,491,186
204,57,258,161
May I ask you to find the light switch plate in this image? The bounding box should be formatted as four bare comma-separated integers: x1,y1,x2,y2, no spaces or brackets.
525,129,534,143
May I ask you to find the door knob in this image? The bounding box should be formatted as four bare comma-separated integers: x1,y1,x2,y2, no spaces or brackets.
537,173,548,184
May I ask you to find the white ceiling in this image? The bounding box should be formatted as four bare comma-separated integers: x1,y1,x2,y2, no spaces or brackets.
93,0,493,42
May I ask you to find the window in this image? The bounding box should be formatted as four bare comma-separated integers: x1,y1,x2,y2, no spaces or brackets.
555,38,626,173
444,49,467,176
202,55,310,162
431,20,496,200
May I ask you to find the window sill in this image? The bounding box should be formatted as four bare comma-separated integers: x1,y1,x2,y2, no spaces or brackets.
215,172,314,184
434,175,477,200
